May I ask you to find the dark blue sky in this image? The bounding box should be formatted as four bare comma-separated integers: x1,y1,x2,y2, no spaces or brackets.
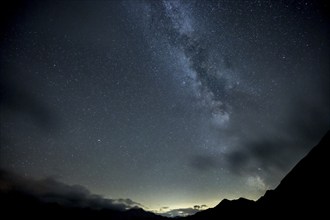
1,0,329,215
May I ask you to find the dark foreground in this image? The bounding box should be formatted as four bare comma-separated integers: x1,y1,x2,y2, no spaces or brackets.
1,131,329,219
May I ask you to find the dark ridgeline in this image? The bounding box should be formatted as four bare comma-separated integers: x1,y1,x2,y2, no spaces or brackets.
186,130,329,219
0,131,328,219
256,130,328,216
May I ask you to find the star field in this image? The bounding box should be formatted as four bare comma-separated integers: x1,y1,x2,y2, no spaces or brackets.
0,0,329,215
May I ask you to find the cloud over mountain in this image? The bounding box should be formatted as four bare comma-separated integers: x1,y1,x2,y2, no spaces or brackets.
0,169,143,211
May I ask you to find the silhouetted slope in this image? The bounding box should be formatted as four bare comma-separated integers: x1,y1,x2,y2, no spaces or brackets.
187,197,255,219
186,130,329,219
256,130,329,216
1,131,328,219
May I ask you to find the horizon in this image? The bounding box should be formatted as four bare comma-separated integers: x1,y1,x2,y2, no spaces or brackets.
1,0,329,217
1,130,328,217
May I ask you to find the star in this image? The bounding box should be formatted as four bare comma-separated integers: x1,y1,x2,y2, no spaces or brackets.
0,0,328,216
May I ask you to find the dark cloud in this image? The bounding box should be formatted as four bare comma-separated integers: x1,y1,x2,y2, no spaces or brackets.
227,151,249,173
160,207,199,217
227,138,287,174
190,155,218,171
113,198,145,209
159,204,208,217
225,80,330,185
0,169,143,211
286,98,330,145
1,2,56,130
0,74,57,130
223,106,329,183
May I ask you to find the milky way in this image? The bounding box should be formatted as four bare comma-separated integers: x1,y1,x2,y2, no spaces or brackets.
144,1,234,129
1,0,329,216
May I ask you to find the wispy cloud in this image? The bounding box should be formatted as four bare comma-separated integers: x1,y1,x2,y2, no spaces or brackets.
157,204,208,217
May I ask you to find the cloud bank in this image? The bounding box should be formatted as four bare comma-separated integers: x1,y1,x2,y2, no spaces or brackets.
159,204,208,217
0,169,144,211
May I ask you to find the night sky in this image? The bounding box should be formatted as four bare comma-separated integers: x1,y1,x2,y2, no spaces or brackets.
1,0,329,216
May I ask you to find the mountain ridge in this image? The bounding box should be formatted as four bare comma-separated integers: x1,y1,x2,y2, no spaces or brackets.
1,131,328,219
184,130,329,219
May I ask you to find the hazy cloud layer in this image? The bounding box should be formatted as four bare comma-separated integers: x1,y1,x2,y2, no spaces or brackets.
190,155,219,171
159,204,207,217
0,169,143,211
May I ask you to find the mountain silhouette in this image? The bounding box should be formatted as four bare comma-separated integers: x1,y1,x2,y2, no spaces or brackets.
1,131,328,219
185,130,329,219
255,130,329,217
